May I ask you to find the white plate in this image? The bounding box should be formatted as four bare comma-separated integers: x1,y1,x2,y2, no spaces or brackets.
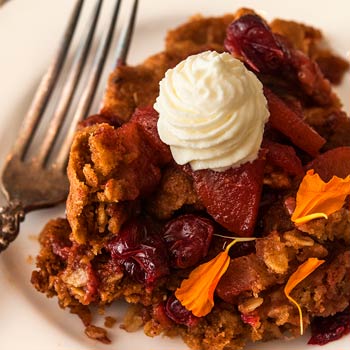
0,1,349,349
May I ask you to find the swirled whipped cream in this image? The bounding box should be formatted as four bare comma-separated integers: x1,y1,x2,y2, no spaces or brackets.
154,51,269,171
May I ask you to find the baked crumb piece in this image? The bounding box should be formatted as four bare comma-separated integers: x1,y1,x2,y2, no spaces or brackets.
147,164,202,220
84,325,111,344
104,316,117,328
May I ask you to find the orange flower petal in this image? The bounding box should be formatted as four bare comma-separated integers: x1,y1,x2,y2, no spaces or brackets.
175,251,230,317
175,237,256,317
291,169,350,225
284,258,325,335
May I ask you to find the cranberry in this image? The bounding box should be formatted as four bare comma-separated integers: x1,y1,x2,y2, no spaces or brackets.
225,14,287,73
241,312,260,328
163,214,214,269
308,307,350,345
107,217,169,287
152,303,173,328
165,295,199,327
225,15,333,105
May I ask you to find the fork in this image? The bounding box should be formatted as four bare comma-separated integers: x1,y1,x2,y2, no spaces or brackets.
0,0,138,252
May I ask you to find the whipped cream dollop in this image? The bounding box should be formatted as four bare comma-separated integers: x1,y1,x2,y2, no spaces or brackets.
154,51,269,171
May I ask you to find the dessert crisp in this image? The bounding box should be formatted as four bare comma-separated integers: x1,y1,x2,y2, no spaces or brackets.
31,8,350,349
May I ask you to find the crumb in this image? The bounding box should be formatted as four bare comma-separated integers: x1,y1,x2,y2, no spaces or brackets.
104,316,117,328
26,255,34,264
69,305,92,327
84,325,111,344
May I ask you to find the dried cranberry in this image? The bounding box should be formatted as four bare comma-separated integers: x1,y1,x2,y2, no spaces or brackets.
165,295,199,327
163,214,214,269
107,217,169,287
308,307,350,345
225,14,333,105
241,312,260,327
225,14,287,73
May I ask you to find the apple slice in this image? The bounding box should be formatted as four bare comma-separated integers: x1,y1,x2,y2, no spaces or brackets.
189,152,266,237
264,88,326,156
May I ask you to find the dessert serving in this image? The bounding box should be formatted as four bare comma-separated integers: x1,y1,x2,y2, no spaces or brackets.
31,7,350,349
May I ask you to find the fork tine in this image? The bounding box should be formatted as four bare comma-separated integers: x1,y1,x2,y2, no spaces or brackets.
114,0,138,67
36,0,104,166
55,0,126,170
12,0,84,160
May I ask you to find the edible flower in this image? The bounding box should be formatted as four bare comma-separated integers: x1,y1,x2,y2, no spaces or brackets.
175,237,256,317
291,169,350,225
284,258,325,335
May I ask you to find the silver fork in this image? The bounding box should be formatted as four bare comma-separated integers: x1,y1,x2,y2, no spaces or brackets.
0,0,138,252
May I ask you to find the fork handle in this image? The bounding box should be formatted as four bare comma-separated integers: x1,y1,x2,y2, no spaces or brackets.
0,200,25,252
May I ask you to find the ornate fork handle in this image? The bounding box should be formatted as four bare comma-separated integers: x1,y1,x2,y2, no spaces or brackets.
0,200,25,252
